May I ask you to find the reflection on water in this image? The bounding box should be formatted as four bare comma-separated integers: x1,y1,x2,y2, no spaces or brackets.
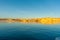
0,23,60,40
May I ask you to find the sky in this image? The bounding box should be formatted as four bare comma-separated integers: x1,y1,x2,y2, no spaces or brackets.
0,0,60,18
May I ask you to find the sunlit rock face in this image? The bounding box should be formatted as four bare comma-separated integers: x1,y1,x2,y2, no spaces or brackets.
40,17,53,24
37,17,60,24
0,17,60,24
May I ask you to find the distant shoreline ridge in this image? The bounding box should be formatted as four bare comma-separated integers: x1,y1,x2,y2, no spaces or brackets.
0,17,60,24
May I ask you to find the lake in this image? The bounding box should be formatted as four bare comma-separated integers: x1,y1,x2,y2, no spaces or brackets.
0,23,60,40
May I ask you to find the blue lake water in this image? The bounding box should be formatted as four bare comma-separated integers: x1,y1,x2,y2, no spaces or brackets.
0,23,60,40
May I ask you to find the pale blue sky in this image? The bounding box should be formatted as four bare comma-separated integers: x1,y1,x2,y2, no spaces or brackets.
0,0,60,18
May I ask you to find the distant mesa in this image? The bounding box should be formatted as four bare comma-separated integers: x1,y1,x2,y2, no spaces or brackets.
0,17,60,24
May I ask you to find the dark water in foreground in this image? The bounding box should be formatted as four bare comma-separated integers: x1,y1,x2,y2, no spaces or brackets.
0,23,60,40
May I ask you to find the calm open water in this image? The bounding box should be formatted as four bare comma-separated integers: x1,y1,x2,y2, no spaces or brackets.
0,23,60,40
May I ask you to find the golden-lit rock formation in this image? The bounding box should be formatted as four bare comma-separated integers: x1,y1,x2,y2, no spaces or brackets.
40,17,53,24
0,17,60,24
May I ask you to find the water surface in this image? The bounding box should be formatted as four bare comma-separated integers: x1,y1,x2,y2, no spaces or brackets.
0,23,60,40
